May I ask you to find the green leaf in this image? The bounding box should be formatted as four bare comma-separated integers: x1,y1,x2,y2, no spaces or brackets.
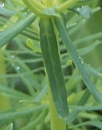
70,6,92,19
0,82,32,100
42,7,59,17
0,5,15,16
76,6,91,19
0,105,46,121
26,38,41,53
69,105,102,111
39,18,68,118
6,123,13,130
66,89,90,123
54,16,102,103
84,63,102,81
21,110,46,130
69,121,102,129
75,32,102,45
0,11,36,47
78,40,101,56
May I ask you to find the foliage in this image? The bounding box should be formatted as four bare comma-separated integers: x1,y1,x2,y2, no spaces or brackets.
0,0,102,130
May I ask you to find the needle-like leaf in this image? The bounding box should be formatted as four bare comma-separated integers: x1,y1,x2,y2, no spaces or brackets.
54,16,102,103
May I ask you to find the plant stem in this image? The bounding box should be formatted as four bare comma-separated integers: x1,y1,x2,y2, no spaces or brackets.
48,83,66,130
22,0,43,17
56,0,79,12
30,0,44,10
42,0,53,7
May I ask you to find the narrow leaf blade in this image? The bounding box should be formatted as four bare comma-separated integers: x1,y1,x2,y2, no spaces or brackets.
0,12,36,47
54,16,102,103
39,18,68,118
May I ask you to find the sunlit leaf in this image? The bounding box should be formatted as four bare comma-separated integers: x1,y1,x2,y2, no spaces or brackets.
6,123,13,130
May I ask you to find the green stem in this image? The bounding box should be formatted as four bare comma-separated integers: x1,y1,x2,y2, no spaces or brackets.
22,0,43,17
42,0,53,7
56,0,79,12
30,0,45,10
48,83,66,130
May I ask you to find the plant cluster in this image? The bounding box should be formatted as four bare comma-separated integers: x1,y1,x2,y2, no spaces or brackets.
0,0,102,130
